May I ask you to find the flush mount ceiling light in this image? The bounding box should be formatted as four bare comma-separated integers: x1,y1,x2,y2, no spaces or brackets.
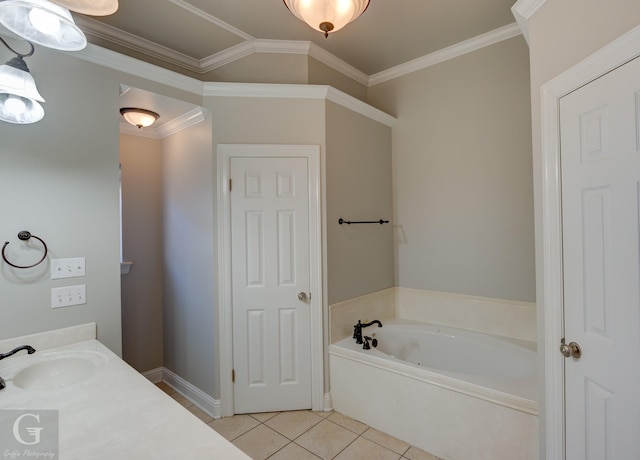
0,38,45,124
283,0,370,37
49,0,118,16
120,107,159,129
0,0,87,51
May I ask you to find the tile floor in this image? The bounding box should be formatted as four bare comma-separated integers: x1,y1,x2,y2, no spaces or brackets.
156,382,442,460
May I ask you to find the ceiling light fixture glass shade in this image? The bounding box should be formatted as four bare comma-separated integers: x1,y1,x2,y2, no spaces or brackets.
283,0,369,37
49,0,118,16
120,107,159,129
0,0,87,51
0,55,45,124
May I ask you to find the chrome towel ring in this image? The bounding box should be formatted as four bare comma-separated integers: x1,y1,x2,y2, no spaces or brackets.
2,231,48,269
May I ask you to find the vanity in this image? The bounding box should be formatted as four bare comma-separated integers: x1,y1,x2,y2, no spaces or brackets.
0,324,250,459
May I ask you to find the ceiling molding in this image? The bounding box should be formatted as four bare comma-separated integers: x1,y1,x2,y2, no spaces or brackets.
307,43,370,86
202,82,396,126
157,106,208,138
511,0,547,45
119,122,161,139
165,0,254,40
368,22,522,86
76,16,203,73
72,43,205,95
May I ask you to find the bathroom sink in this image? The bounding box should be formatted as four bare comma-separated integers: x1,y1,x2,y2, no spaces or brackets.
13,351,107,390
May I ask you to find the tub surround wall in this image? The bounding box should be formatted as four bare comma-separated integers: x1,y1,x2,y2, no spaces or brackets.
330,287,536,343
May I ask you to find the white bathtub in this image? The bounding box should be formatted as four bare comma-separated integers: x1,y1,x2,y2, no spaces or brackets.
329,319,538,460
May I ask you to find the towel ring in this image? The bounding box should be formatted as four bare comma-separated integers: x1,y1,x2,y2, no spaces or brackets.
2,231,48,269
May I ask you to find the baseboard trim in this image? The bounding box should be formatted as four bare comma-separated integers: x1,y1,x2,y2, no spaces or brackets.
142,367,222,419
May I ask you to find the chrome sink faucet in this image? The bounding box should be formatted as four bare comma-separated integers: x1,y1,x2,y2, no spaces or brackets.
0,345,36,390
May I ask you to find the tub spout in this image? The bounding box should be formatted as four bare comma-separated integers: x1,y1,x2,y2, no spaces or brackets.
353,320,383,345
361,320,383,328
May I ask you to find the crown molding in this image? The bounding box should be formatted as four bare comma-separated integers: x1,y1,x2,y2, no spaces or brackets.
157,106,208,138
511,0,547,44
120,122,161,139
368,22,522,86
75,16,203,74
166,0,253,40
202,82,396,126
307,43,369,86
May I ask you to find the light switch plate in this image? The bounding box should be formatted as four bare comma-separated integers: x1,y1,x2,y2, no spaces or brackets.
51,257,85,279
51,285,86,308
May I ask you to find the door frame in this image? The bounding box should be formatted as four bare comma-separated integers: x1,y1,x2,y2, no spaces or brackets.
217,144,324,416
539,25,640,459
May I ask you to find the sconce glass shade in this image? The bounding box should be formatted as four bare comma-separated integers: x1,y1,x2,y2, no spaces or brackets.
283,0,369,37
120,107,159,129
0,57,45,124
0,0,87,51
49,0,118,16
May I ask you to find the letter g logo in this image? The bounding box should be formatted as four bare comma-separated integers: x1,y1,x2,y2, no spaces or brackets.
12,413,43,445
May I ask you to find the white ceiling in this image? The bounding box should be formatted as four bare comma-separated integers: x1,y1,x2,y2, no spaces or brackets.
78,0,519,77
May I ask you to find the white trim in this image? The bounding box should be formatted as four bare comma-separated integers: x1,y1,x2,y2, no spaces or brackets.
165,0,254,41
71,43,205,95
203,83,396,126
539,23,640,460
217,144,325,416
142,367,163,383
323,393,333,412
511,0,547,45
162,367,222,419
368,23,522,86
157,107,208,138
307,43,370,86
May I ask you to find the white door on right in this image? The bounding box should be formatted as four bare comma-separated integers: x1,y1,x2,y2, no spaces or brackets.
560,56,640,459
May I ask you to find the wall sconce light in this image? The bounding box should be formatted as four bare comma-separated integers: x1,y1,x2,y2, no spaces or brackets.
0,0,87,51
283,0,370,37
0,38,45,124
120,107,159,129
49,0,118,16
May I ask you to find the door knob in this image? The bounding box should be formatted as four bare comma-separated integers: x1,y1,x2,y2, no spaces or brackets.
297,292,308,302
560,338,582,359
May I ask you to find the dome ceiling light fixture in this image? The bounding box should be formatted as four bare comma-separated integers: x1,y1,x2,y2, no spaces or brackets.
49,0,118,16
120,107,159,129
0,0,87,51
283,0,370,38
0,38,45,124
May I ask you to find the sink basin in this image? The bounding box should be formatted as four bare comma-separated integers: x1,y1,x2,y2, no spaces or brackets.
13,351,107,390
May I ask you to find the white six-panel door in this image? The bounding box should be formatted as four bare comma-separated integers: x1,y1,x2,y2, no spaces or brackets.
230,156,312,413
560,56,640,459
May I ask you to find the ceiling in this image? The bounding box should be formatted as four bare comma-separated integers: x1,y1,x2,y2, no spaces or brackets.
77,0,519,78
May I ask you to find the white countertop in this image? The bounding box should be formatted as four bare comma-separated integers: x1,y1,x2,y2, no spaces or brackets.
0,324,250,459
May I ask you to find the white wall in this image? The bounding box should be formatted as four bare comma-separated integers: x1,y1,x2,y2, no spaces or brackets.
368,36,535,302
0,47,123,354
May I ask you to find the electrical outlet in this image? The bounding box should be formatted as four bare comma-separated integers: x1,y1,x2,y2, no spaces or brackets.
51,257,85,279
51,285,86,308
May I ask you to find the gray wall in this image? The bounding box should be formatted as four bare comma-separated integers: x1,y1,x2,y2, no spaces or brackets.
368,36,535,303
120,134,164,372
0,48,123,353
161,117,217,396
527,1,640,456
325,101,394,304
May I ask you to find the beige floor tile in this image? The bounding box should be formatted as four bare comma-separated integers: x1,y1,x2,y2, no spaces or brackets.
269,442,322,460
169,392,193,408
362,427,410,455
155,381,176,395
313,410,332,418
327,412,369,434
265,410,324,440
295,419,359,459
250,411,280,423
186,404,213,424
334,437,401,460
232,424,290,460
208,414,260,441
403,446,442,460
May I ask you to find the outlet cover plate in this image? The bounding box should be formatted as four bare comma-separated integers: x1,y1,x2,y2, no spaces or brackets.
51,257,86,280
51,285,87,308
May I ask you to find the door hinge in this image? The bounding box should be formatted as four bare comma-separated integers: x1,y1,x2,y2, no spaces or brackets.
232,369,235,383
229,178,232,191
